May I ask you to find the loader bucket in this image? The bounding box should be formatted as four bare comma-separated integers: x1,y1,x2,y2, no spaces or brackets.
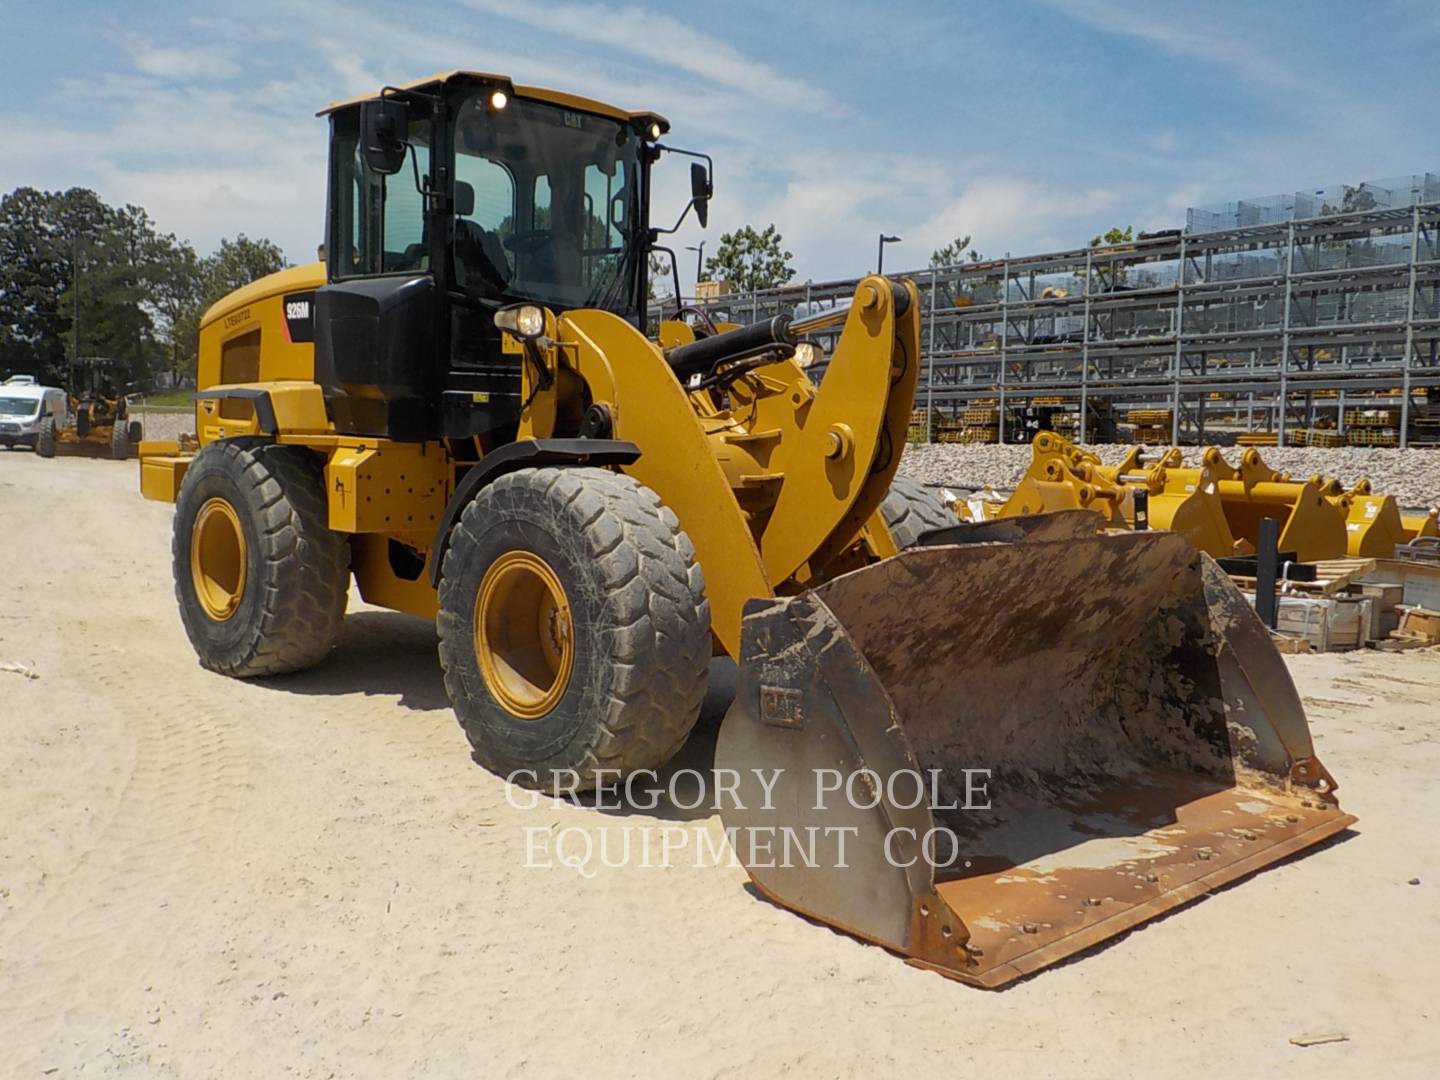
716,521,1354,988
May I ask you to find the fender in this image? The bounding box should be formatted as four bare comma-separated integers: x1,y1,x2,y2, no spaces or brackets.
194,387,279,432
192,383,330,437
427,438,640,586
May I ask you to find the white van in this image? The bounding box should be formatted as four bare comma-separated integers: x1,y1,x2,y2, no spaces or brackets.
0,381,68,451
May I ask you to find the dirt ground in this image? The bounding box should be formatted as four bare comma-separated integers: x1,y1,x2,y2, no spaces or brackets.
2,451,1438,1078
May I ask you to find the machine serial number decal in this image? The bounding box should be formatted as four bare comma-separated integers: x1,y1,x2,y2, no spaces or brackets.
224,308,252,329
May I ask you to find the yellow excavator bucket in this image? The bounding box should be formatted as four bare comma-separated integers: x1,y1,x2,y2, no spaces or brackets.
1403,508,1440,542
716,510,1353,987
1205,449,1347,561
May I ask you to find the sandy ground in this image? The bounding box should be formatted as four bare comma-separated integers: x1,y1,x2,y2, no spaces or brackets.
1,449,1438,1079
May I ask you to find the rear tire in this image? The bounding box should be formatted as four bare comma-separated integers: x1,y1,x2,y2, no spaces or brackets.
880,475,956,549
173,438,350,677
438,467,711,790
36,417,56,458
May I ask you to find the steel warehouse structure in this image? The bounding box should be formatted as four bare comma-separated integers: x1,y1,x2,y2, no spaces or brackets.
677,173,1440,448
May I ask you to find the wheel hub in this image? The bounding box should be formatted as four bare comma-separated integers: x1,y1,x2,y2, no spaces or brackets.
474,551,575,719
191,497,247,621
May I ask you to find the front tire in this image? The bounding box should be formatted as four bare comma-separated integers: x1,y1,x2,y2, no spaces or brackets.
36,417,56,458
173,438,350,677
110,420,131,460
880,475,957,548
438,467,711,790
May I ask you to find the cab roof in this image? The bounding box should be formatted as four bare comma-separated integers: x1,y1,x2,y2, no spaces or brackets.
0,382,58,399
318,70,669,133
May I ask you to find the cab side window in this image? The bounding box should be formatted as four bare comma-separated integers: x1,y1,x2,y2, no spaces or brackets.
329,111,432,277
382,121,430,270
456,156,516,233
453,153,517,290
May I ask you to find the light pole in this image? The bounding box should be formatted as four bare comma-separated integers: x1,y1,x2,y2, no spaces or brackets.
685,241,705,294
877,233,901,275
71,233,83,399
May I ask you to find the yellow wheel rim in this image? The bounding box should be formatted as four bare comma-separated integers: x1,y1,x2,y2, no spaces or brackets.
191,497,248,622
474,551,574,720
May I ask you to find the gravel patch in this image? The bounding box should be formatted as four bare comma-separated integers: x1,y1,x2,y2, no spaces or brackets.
132,409,193,443
900,442,1440,511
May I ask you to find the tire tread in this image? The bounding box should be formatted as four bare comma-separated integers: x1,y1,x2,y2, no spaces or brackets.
173,439,349,678
438,466,710,787
880,475,956,549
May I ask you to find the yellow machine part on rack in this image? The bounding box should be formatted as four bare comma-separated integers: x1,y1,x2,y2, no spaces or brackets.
957,435,1433,562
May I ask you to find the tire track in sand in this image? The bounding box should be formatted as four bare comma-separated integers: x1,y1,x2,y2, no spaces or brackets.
0,642,255,1075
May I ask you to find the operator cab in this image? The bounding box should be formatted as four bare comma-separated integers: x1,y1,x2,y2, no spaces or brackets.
313,71,708,443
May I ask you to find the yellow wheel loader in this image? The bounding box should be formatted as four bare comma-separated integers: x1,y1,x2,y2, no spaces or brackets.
138,71,1353,987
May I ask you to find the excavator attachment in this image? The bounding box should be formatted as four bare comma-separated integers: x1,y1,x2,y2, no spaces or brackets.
716,512,1354,987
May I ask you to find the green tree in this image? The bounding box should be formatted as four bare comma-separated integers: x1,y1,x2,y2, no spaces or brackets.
0,188,65,380
201,234,286,299
1085,225,1137,292
0,187,169,387
702,224,795,292
147,233,205,378
0,185,288,388
1089,225,1134,247
929,234,982,267
59,203,169,385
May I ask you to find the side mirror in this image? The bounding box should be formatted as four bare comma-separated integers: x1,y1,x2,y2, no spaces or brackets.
360,98,410,176
454,180,475,217
690,162,711,228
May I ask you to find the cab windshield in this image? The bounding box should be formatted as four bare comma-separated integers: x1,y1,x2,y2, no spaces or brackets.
451,94,644,318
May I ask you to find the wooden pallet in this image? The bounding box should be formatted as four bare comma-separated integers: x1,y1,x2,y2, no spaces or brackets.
1228,557,1378,597
1395,606,1440,644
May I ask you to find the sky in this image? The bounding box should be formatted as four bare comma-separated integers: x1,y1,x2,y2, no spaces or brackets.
5,0,1439,286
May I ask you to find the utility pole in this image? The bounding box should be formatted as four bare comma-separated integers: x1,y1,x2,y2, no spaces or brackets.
71,233,81,398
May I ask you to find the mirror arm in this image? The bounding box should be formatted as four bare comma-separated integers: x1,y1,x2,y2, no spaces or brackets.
651,199,699,237
653,144,715,186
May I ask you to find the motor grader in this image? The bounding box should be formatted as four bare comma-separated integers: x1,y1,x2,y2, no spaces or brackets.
37,356,143,460
137,71,1353,987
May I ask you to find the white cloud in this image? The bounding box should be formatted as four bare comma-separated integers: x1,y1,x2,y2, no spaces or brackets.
1035,0,1311,97
460,0,843,116
913,179,1123,261
128,44,240,81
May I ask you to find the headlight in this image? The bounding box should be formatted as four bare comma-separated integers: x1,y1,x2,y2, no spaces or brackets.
489,90,508,111
793,341,822,369
495,303,546,339
648,121,662,140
